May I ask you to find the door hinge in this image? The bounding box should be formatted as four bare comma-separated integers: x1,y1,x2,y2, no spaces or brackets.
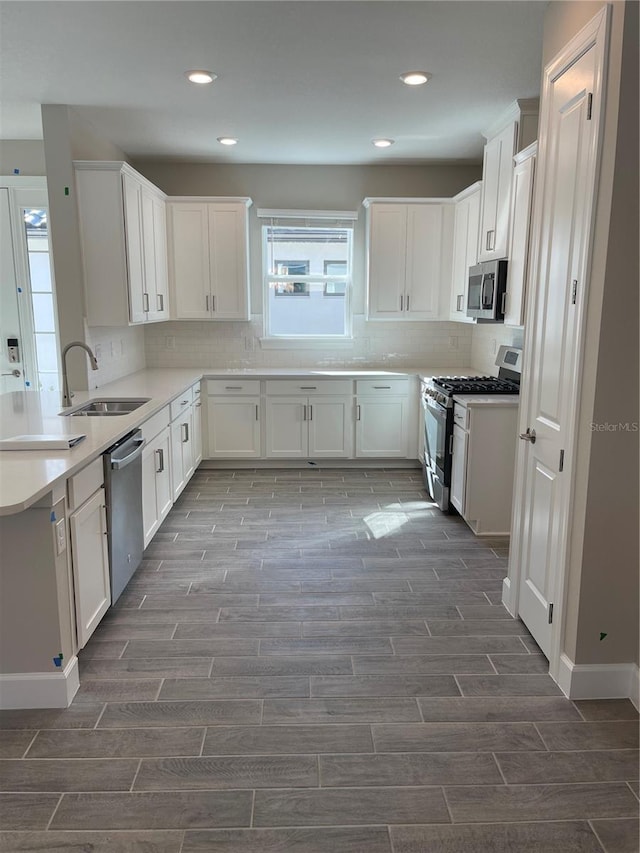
559,449,564,472
548,603,554,624
587,93,593,120
571,280,578,305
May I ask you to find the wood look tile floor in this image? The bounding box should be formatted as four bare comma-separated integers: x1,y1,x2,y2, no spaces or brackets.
1,469,638,852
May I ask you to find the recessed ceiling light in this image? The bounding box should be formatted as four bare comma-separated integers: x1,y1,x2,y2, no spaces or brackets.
400,71,432,86
217,137,238,146
185,70,216,85
372,138,395,148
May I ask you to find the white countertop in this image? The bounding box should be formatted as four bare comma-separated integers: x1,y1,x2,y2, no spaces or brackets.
0,366,478,515
453,394,520,407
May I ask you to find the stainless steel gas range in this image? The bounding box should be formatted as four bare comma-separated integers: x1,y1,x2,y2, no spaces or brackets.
421,346,523,511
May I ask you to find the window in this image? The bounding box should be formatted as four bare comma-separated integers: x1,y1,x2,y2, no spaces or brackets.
262,219,353,338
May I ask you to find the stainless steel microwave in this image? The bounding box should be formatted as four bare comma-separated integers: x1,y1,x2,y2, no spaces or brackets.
467,260,508,321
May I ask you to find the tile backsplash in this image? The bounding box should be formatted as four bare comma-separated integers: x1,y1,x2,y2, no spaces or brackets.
471,322,524,375
144,316,474,370
86,325,146,387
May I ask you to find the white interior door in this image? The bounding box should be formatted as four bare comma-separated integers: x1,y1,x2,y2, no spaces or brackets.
513,41,601,658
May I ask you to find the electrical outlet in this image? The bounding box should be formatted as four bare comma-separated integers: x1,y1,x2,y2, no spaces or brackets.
244,336,255,352
55,519,66,555
491,338,498,355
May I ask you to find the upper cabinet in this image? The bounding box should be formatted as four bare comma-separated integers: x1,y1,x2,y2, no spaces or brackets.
168,199,252,321
478,99,538,262
74,162,169,326
449,182,482,323
364,199,453,321
504,142,537,327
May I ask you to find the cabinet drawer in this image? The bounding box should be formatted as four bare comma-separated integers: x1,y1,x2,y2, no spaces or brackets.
170,388,194,421
68,456,104,511
453,404,470,430
265,379,353,396
141,405,170,443
207,379,261,396
356,378,409,396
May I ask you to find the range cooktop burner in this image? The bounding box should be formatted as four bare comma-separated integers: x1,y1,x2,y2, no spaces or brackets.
431,375,520,396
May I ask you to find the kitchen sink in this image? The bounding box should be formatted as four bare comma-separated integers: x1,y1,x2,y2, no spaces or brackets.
60,398,150,417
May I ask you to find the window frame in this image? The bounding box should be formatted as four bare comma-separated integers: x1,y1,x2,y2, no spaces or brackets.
262,221,354,341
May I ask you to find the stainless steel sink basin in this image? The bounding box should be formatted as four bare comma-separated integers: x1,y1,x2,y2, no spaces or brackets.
60,398,150,417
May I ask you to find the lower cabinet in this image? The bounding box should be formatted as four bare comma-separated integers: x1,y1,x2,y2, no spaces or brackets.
170,407,193,499
192,385,203,467
265,395,353,459
355,379,410,458
142,426,172,547
450,400,518,535
68,461,110,649
207,396,261,457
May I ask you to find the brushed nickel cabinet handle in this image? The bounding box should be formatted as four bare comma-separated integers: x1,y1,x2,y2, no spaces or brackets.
400,294,403,311
308,404,313,421
255,404,259,421
356,404,361,421
143,292,150,312
156,447,164,473
206,295,209,312
406,294,410,311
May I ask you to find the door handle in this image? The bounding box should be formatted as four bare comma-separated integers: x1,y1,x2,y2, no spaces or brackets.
519,427,536,444
1,369,21,377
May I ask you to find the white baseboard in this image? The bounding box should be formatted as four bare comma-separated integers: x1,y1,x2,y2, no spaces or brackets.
558,653,640,707
0,656,79,709
501,576,517,617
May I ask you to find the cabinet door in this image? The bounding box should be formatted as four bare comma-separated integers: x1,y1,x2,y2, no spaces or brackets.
308,396,353,458
122,172,146,324
155,427,173,523
405,204,443,319
505,153,535,326
182,407,195,483
367,204,407,319
479,123,517,261
169,203,211,319
450,424,468,515
355,398,409,457
192,395,203,467
208,204,250,320
70,489,110,648
265,397,307,458
207,397,261,458
450,196,471,319
145,193,169,322
142,442,160,546
170,417,186,499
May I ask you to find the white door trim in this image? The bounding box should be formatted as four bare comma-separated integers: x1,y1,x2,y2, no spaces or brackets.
505,7,610,687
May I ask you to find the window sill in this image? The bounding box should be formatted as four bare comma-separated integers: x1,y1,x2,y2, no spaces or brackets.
259,337,355,350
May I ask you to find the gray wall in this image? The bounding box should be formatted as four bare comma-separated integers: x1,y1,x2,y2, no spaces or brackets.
0,141,46,177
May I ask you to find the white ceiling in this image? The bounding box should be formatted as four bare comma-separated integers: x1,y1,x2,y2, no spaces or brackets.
0,1,546,165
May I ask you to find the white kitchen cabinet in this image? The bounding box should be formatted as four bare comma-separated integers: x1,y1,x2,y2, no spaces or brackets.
504,143,536,326
68,469,110,649
192,384,203,468
142,426,172,547
205,379,261,459
364,200,452,320
264,380,354,459
168,199,252,320
450,399,518,535
169,388,195,500
75,161,169,326
478,100,538,263
355,379,410,458
449,182,482,322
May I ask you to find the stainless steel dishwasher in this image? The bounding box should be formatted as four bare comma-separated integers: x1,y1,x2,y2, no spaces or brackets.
103,429,145,603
